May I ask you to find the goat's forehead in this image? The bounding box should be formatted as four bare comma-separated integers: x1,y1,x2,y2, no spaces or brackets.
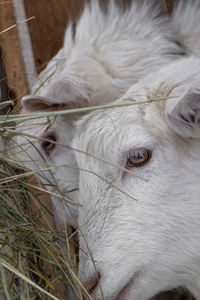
74,103,165,154
19,115,71,139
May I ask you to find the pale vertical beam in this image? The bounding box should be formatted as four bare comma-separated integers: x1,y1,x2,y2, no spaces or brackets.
0,2,28,101
12,0,36,91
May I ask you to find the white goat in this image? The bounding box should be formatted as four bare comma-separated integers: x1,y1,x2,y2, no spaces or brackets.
16,0,182,234
72,2,200,300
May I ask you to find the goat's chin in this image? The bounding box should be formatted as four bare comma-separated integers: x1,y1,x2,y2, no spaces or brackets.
150,290,194,300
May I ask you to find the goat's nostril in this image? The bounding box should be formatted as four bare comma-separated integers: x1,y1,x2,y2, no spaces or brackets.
67,225,79,259
88,278,98,294
84,273,100,297
67,225,79,242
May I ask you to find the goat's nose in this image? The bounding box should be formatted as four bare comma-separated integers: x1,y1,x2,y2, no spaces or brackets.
83,273,100,299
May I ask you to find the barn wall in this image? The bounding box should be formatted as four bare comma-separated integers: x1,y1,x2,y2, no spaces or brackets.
0,0,87,101
23,0,87,74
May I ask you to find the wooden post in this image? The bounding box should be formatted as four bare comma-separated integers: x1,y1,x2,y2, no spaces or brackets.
0,1,30,102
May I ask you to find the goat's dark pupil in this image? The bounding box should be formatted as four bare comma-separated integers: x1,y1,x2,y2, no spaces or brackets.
131,151,144,160
43,141,51,148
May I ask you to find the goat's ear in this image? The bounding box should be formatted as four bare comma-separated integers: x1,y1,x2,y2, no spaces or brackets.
21,95,67,112
166,89,200,138
22,77,89,112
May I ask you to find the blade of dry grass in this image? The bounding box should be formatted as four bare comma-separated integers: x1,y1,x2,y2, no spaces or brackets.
0,96,178,125
0,16,35,35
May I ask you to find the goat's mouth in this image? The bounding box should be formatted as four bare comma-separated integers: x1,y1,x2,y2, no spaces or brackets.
151,290,195,299
113,272,195,300
112,270,195,300
86,286,194,300
114,288,194,300
115,288,195,300
84,270,195,300
82,267,195,300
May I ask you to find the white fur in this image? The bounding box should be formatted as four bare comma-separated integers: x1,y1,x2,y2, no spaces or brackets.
72,2,200,299
170,0,200,56
15,0,182,232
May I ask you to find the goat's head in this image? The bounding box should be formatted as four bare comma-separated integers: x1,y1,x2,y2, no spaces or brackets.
73,57,200,299
14,49,127,230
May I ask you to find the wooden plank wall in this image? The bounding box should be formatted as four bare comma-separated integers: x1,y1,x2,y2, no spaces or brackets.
23,0,87,74
0,0,87,102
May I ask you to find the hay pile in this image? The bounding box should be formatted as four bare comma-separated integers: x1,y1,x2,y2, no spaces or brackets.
0,102,81,300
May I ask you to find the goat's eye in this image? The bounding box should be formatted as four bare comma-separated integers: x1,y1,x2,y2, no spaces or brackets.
126,148,152,168
40,133,57,154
